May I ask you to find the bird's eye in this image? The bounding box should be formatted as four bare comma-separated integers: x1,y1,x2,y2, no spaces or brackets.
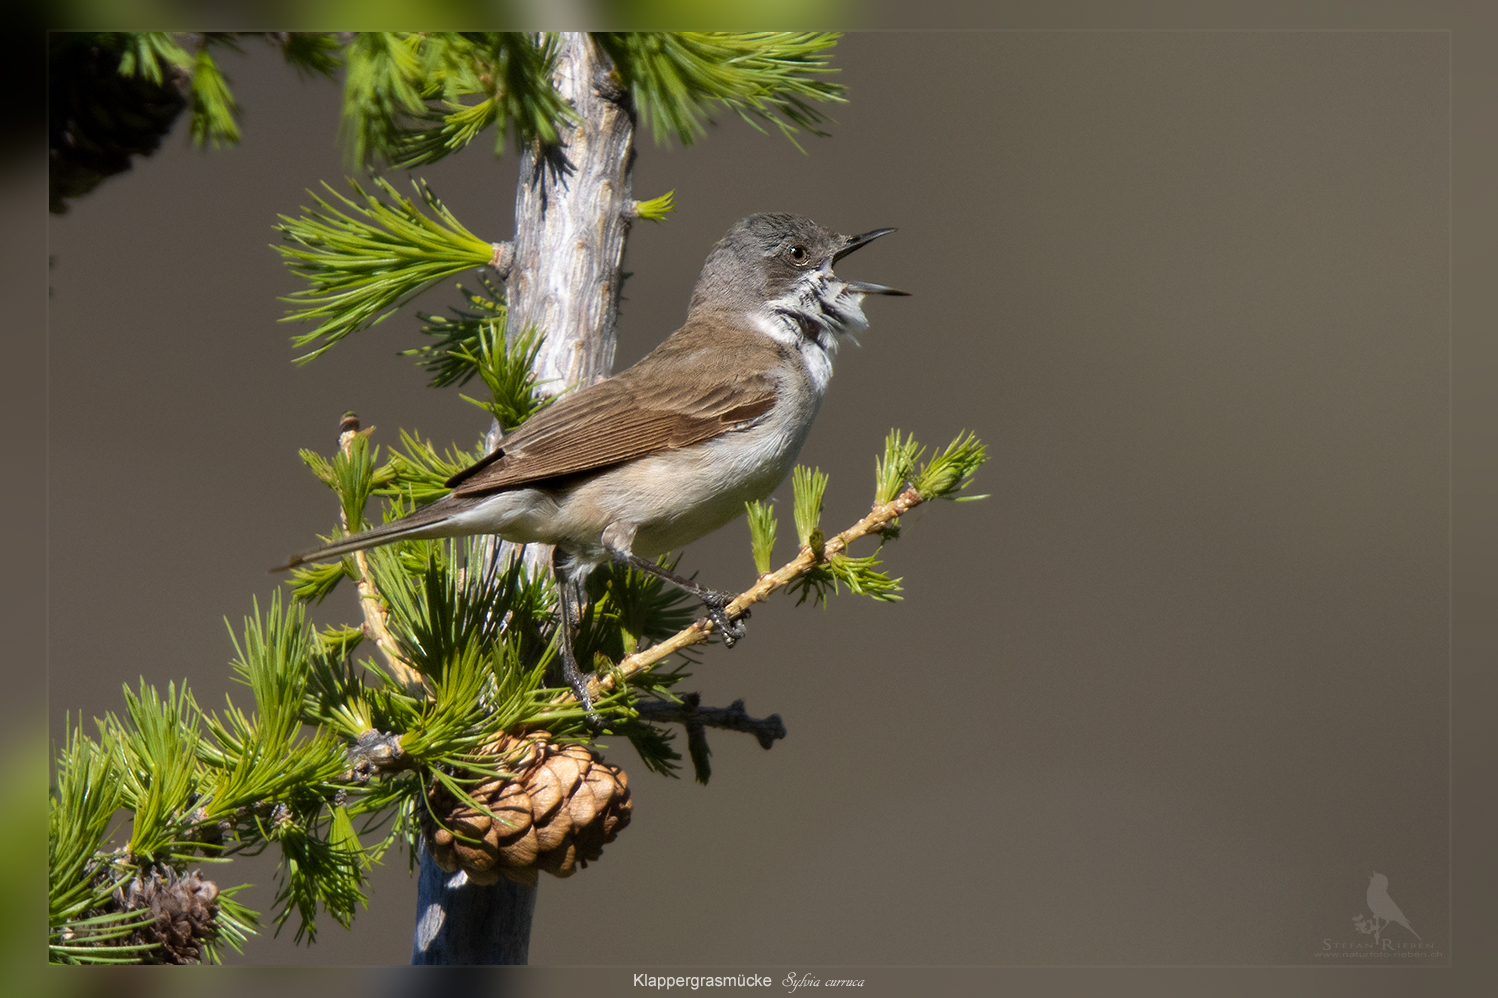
788,245,809,265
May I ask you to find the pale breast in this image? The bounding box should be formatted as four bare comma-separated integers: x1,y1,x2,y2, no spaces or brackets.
583,360,824,556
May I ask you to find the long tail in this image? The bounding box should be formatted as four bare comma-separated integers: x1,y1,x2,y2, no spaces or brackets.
272,502,465,573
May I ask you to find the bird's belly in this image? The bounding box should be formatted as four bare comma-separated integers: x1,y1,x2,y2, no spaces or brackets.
588,412,812,556
436,443,787,558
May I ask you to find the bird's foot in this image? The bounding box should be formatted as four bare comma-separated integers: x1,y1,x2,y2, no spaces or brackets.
698,591,750,647
560,654,603,728
609,551,750,645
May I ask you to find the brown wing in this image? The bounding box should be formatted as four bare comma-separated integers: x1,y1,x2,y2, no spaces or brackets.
446,323,784,497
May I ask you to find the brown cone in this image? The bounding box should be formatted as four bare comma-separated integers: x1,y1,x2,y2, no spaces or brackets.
421,732,631,886
114,867,221,964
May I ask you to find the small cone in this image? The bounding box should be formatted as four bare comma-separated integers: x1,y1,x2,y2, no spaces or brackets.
422,732,631,885
114,867,221,964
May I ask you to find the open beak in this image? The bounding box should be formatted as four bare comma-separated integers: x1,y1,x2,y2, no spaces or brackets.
833,227,910,295
842,280,909,296
835,227,895,262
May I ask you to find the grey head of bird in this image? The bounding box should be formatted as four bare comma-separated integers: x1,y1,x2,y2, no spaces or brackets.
687,212,908,351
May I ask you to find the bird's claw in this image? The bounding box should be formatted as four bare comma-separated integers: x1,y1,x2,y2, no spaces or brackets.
699,593,749,647
561,655,603,728
575,694,604,730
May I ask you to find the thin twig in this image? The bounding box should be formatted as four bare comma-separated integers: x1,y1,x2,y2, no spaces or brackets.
635,694,786,750
564,484,927,706
337,414,431,697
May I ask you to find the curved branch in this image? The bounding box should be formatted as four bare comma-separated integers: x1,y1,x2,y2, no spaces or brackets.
337,415,431,697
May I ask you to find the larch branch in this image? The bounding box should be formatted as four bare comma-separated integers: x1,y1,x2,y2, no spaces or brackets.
564,484,926,706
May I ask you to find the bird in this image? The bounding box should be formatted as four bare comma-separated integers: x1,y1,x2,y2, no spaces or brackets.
1366,872,1420,942
276,212,907,715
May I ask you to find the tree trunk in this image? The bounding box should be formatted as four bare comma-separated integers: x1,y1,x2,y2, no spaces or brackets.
508,33,634,394
410,842,536,965
411,31,636,966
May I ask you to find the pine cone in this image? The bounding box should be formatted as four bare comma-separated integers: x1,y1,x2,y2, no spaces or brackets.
115,867,220,964
422,732,632,887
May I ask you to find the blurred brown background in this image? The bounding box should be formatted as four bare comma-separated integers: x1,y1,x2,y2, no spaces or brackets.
36,25,1472,985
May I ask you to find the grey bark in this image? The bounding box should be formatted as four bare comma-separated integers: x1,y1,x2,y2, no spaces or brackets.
411,32,636,966
410,843,536,965
508,32,635,395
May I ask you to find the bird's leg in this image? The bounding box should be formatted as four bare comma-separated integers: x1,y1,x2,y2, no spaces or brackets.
609,549,750,647
552,550,601,724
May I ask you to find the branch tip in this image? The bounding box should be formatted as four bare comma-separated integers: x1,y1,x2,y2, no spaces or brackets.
561,483,933,707
635,696,787,750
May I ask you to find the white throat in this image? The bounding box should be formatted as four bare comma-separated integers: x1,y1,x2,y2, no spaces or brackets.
752,271,871,393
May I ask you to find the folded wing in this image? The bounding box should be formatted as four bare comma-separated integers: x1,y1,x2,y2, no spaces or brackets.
446,324,784,497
